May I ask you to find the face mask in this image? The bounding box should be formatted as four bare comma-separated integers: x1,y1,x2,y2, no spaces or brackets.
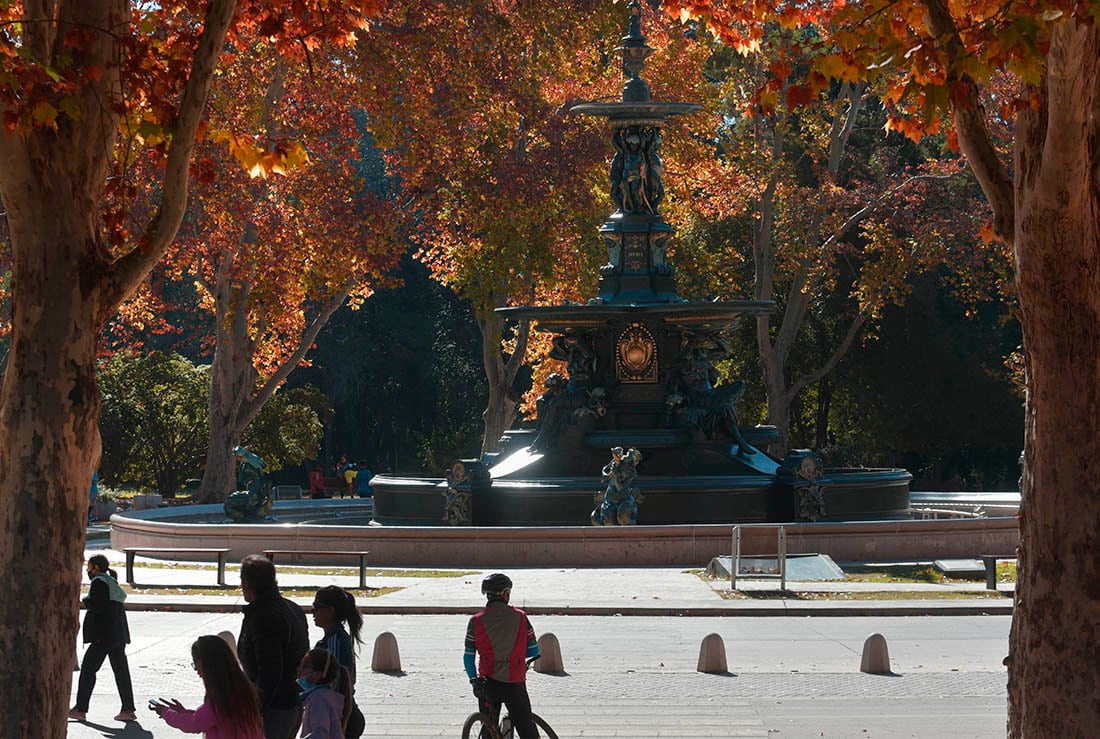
296,676,315,692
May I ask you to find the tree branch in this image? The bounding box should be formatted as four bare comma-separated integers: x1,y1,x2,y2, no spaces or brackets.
246,286,352,430
923,0,1014,243
99,0,239,323
788,310,869,401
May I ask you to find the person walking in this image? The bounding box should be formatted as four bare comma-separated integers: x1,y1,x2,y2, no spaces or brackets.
297,648,353,739
237,554,309,739
152,634,264,738
464,573,540,739
70,554,137,723
312,585,365,738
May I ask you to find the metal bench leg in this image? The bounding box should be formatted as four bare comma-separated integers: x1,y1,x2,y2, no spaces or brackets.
126,551,136,586
983,557,998,591
217,554,227,587
359,556,367,589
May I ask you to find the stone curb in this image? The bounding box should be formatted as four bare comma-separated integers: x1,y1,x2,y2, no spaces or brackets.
115,600,1013,617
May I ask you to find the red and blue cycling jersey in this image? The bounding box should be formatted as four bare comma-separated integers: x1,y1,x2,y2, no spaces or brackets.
464,599,538,682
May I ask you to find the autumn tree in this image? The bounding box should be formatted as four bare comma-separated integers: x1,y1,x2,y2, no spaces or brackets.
161,42,402,503
354,0,615,454
672,31,998,454
661,0,1100,733
0,2,382,734
356,0,722,454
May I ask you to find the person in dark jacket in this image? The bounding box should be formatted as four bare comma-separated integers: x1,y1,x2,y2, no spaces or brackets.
238,554,309,739
70,554,136,723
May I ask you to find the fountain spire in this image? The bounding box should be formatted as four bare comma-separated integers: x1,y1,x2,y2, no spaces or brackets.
571,2,700,304
618,0,653,102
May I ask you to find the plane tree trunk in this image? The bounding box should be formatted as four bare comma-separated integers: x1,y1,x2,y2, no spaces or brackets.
1003,22,1100,737
0,2,235,734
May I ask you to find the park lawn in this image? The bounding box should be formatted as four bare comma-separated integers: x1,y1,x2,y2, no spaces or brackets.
717,589,1011,601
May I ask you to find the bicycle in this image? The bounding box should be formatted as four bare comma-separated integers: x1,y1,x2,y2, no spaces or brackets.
461,658,558,739
461,709,557,739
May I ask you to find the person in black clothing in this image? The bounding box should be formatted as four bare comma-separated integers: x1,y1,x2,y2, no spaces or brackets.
237,554,309,739
70,553,136,723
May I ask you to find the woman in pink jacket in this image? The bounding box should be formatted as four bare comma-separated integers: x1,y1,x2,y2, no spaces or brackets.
152,634,263,739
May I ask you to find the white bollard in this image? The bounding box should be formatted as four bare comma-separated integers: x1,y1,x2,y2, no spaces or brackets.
860,632,891,674
371,631,402,672
217,630,238,658
534,633,563,673
697,632,728,674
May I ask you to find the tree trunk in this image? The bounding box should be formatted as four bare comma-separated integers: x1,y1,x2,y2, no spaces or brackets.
1006,22,1100,736
477,306,529,456
194,265,350,502
760,352,792,453
0,205,102,739
0,2,236,733
197,279,258,503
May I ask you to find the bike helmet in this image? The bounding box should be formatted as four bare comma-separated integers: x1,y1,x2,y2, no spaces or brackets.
481,573,513,595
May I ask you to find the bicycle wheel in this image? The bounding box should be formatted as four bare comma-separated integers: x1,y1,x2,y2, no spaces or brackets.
532,714,558,739
462,712,501,739
499,713,558,739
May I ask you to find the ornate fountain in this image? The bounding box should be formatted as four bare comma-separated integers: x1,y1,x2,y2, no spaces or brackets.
371,2,911,526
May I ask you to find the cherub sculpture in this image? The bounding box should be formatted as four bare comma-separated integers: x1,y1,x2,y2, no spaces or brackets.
591,446,643,526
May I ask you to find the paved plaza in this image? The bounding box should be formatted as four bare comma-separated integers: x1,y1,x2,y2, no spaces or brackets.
65,545,1010,738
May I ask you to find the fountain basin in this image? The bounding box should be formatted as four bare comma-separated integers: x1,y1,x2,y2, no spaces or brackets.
108,499,1017,568
371,467,913,526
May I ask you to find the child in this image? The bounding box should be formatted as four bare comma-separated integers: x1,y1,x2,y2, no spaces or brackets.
312,586,365,738
70,554,136,723
298,648,352,739
152,635,263,739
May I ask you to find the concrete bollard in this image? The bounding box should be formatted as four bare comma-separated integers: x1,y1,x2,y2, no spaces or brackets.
534,633,564,673
218,630,238,658
371,631,402,672
860,632,891,674
697,632,728,674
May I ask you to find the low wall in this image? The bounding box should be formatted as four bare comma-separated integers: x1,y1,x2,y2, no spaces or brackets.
109,505,1019,567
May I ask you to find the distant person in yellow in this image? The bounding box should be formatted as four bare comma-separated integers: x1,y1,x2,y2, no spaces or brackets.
338,456,357,499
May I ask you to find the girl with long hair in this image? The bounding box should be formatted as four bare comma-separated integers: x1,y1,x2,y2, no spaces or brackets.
153,634,263,739
297,648,353,739
312,585,365,738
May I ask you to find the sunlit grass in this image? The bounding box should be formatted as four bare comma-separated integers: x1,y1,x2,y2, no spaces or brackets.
716,589,1012,601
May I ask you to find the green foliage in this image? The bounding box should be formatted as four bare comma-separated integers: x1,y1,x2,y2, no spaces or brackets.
818,272,1023,487
242,386,329,473
99,351,330,494
98,352,209,497
299,255,487,474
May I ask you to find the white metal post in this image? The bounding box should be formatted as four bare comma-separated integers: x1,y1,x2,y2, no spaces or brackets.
778,526,787,592
731,526,741,590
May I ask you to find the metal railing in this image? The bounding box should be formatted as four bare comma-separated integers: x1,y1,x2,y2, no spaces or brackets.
731,525,786,591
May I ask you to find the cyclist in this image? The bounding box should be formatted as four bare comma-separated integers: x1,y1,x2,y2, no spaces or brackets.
464,573,540,738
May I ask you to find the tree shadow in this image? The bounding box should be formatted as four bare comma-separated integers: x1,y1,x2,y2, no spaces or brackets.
74,719,155,738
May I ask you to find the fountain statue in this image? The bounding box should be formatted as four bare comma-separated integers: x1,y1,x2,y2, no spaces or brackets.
592,447,644,525
224,446,273,522
371,2,911,526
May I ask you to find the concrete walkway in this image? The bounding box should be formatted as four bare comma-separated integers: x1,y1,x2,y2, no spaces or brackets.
63,545,1011,737
66,611,1009,738
95,543,1014,617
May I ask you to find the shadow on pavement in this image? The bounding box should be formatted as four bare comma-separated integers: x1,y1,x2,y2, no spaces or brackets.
70,719,155,738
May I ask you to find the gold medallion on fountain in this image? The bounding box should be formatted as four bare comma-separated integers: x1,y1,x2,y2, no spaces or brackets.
616,323,657,382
